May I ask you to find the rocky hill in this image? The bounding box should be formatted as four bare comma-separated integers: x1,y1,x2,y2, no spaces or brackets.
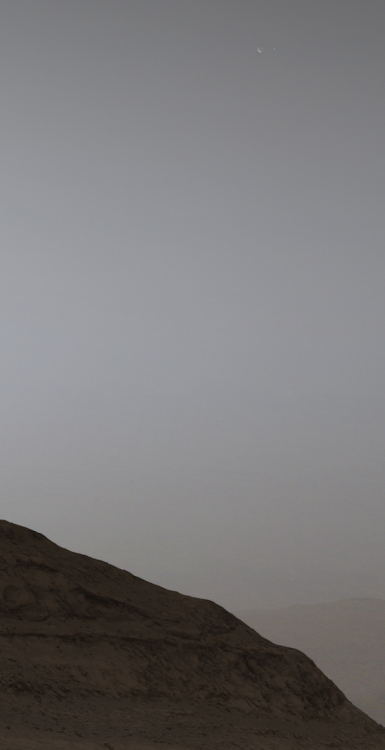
1,519,384,749
236,598,385,726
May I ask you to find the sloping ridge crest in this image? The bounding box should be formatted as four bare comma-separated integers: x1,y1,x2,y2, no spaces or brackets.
0,518,384,749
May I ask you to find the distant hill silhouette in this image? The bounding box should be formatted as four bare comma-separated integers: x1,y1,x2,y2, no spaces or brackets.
236,598,385,726
1,519,384,749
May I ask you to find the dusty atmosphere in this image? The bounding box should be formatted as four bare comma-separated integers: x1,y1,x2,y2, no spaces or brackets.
2,3,385,746
2,0,385,618
1,520,385,750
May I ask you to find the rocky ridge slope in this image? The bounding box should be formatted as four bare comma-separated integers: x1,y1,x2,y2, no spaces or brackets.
0,519,384,749
236,598,385,725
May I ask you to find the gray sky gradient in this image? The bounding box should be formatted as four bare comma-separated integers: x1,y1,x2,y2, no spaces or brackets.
1,0,385,609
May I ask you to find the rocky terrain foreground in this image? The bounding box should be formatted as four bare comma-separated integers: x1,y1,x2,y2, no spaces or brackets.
0,520,384,749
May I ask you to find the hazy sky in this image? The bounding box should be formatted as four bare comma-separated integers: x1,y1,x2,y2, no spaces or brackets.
1,0,385,610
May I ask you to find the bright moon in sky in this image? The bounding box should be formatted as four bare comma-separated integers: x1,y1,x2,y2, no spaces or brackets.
257,46,263,53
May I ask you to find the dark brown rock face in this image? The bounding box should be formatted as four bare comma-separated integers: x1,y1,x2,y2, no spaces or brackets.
0,519,384,749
